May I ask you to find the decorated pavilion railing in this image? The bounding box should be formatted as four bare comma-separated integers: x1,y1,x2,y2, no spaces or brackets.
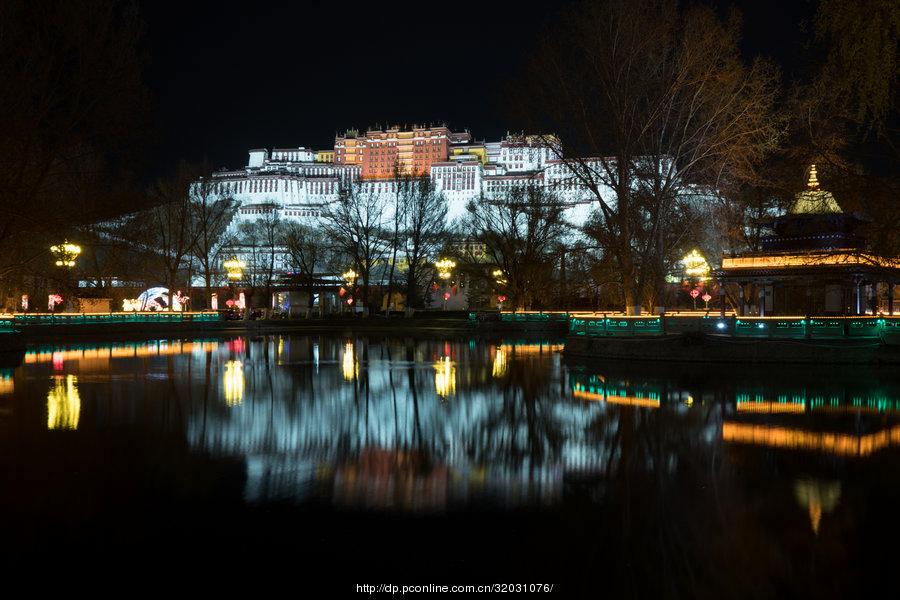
0,311,222,327
568,314,900,340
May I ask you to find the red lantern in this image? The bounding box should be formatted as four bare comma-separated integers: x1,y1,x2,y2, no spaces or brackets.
442,292,451,301
690,288,700,299
701,293,712,303
347,297,354,305
497,295,507,303
338,287,346,297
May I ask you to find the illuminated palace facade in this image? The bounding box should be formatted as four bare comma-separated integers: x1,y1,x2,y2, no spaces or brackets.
212,126,597,239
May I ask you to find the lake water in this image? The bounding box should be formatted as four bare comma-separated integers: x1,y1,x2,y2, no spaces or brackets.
1,334,898,596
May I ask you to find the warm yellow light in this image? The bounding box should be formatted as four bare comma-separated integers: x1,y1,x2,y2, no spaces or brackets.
47,374,80,430
435,258,456,280
807,164,819,190
223,360,244,406
793,478,840,535
492,346,508,378
736,400,806,414
681,249,710,279
342,269,358,284
722,422,900,457
573,388,660,409
0,375,13,395
434,356,456,397
342,342,357,381
224,256,245,281
721,252,900,270
50,239,81,268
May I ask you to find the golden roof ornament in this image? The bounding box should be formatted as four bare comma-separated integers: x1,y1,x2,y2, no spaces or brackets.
807,164,820,190
790,163,842,215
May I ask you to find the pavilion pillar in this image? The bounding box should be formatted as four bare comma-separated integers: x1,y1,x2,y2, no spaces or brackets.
738,285,745,317
855,279,862,315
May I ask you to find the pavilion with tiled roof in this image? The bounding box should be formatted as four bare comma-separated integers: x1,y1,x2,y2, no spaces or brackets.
715,165,900,316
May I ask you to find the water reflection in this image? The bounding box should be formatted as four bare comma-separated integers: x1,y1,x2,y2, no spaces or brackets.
46,374,80,430
794,478,841,534
433,356,455,397
223,360,244,407
2,335,899,596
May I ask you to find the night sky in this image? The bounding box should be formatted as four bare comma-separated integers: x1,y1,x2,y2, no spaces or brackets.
139,0,815,178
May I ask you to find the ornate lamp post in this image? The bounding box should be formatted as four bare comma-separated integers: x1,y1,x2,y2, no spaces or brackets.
492,268,507,310
435,258,456,310
341,268,358,313
50,241,82,268
681,249,710,310
223,256,245,314
49,240,81,311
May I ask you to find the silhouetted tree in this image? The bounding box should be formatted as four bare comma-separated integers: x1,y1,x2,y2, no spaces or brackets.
319,184,389,312
467,186,567,310
519,0,781,313
0,0,147,281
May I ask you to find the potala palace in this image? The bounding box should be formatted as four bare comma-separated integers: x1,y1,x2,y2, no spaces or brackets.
211,126,599,243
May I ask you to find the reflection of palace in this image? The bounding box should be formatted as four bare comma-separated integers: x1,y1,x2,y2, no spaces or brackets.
183,337,598,508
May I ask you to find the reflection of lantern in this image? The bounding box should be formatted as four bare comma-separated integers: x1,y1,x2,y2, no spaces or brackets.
211,293,218,310
20,295,28,311
347,297,354,305
442,292,451,301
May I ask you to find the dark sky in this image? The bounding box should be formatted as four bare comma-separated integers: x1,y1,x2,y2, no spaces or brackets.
139,0,815,177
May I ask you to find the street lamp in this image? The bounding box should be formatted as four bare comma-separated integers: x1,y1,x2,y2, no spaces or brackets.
341,269,358,313
50,240,81,268
435,258,456,310
223,256,245,314
224,256,245,282
681,249,710,281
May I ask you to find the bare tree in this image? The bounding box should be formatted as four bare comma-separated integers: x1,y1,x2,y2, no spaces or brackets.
148,163,200,309
403,177,447,309
283,221,329,314
319,183,389,312
520,0,781,313
0,0,147,280
191,173,237,308
384,166,410,313
235,206,282,316
467,186,567,310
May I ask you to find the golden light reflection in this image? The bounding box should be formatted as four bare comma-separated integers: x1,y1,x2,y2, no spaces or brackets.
434,357,456,397
223,360,244,407
0,374,13,395
342,342,358,381
736,401,806,414
573,389,660,409
25,341,219,365
722,422,900,457
47,375,80,430
794,478,841,534
492,346,508,378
